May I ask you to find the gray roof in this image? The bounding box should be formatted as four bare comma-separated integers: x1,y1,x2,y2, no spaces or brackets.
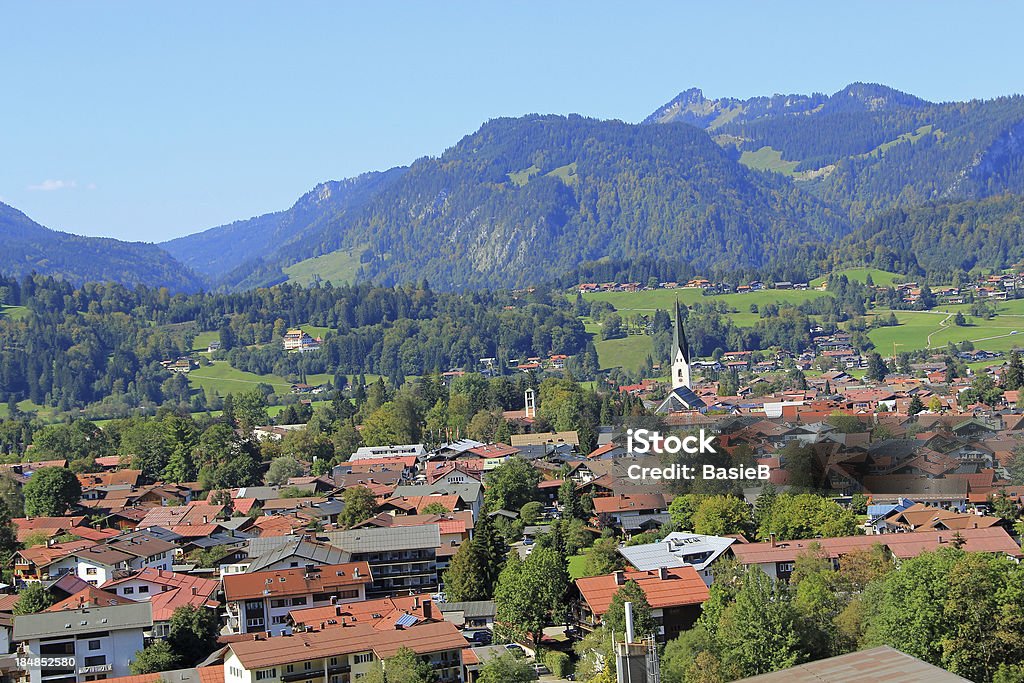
235,486,284,501
244,534,302,558
618,532,736,572
245,539,347,572
393,482,482,502
737,646,969,682
620,513,672,531
437,600,495,619
14,602,152,641
323,525,441,554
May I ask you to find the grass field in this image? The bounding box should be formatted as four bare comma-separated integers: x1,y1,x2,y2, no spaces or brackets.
568,555,588,580
187,361,333,395
867,309,1024,355
0,305,29,321
300,324,333,338
191,330,220,353
810,267,905,287
594,335,652,372
284,248,363,286
739,146,799,175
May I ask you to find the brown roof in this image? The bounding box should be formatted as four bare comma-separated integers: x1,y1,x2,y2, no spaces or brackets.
223,562,372,602
137,503,224,528
289,593,434,628
13,516,88,542
592,493,671,515
47,586,134,611
731,527,1023,565
575,567,709,616
227,620,467,668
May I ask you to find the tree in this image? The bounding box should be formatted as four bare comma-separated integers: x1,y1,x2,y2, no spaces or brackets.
908,395,925,415
233,388,270,431
691,496,751,536
558,479,584,520
865,352,888,382
519,501,543,526
264,455,304,486
24,467,82,516
1005,350,1024,391
494,547,570,647
421,501,452,515
477,652,535,683
167,605,219,665
605,580,656,639
338,486,377,528
954,311,967,326
363,647,436,683
131,641,179,674
581,536,623,577
756,493,859,541
13,583,54,615
0,501,18,564
484,457,540,512
715,569,808,677
360,400,420,446
668,493,702,530
442,540,489,602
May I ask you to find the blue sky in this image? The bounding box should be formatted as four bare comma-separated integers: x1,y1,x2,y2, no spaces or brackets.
2,1,1022,243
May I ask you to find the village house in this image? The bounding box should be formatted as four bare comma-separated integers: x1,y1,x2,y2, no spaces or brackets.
574,567,709,643
222,562,372,635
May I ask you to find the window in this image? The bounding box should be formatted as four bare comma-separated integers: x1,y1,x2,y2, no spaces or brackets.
138,586,149,594
86,567,97,576
123,587,135,595
271,616,287,625
291,597,307,606
84,656,106,667
271,599,287,609
229,666,243,678
255,669,277,680
354,654,374,664
303,662,312,671
88,640,101,651
285,665,294,674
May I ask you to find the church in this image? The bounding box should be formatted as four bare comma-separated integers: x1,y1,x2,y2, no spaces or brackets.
655,300,707,414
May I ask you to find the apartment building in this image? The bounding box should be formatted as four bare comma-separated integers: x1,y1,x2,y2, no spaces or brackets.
223,562,371,635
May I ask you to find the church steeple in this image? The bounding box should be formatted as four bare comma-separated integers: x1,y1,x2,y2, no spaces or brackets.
672,299,692,390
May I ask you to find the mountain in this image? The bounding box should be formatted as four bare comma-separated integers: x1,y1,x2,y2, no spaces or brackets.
161,167,406,279
0,202,204,291
829,194,1024,280
272,115,850,289
648,83,1024,219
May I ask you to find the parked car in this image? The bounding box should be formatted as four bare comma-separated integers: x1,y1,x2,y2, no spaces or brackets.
471,630,493,645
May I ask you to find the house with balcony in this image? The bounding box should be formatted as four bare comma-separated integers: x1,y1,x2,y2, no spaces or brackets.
322,525,440,598
222,562,371,635
13,601,153,683
222,620,467,683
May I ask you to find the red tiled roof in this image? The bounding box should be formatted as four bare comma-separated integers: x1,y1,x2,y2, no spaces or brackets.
223,562,372,602
576,567,709,616
228,620,467,668
102,568,220,621
47,586,134,611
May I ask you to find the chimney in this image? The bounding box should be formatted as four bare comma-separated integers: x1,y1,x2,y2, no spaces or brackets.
613,570,625,586
413,596,420,610
422,598,432,620
202,516,208,524
191,587,198,596
658,566,669,580
769,533,777,548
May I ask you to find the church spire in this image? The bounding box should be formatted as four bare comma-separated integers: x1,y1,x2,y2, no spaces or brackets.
673,298,690,364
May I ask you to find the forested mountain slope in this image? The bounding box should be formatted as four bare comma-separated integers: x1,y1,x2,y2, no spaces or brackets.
273,115,850,289
161,168,406,279
0,202,204,291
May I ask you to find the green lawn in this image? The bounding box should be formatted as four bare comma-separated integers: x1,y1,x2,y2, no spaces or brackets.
191,330,220,353
568,555,588,580
0,305,29,321
284,247,364,286
300,324,333,339
508,165,540,187
594,335,652,372
739,146,799,175
867,309,1024,355
810,267,905,287
187,361,333,395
